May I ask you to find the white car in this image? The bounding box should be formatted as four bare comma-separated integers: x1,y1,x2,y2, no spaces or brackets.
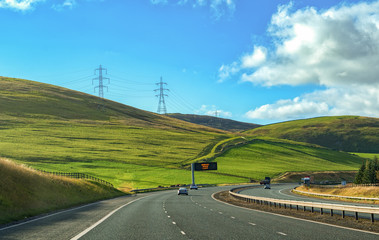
178,188,188,195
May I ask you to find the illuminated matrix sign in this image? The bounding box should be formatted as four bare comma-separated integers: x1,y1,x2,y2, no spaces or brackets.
194,162,217,171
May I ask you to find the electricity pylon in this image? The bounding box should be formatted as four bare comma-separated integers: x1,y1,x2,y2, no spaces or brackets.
154,76,169,114
93,65,110,98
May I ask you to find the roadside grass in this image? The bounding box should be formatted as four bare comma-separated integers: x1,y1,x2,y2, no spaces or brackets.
296,185,379,198
0,158,124,225
213,138,364,181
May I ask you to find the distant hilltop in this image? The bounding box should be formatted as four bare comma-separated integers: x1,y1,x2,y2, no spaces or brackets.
167,113,261,132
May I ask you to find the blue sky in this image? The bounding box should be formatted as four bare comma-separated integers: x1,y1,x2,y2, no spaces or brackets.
1,0,379,124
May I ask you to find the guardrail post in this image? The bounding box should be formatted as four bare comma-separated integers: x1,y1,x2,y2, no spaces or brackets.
320,208,323,215
284,204,286,209
296,205,299,211
371,214,375,223
342,211,345,218
355,212,358,220
303,206,306,212
330,209,333,216
311,207,314,213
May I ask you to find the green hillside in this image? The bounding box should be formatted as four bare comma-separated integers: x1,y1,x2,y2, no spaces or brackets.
213,138,363,181
167,113,261,132
0,77,368,190
244,116,379,153
0,77,245,190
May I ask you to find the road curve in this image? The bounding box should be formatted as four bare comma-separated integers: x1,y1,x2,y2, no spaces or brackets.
239,183,378,208
1,186,378,240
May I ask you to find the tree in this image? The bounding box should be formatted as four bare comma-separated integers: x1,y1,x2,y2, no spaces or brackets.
362,159,376,184
354,160,365,184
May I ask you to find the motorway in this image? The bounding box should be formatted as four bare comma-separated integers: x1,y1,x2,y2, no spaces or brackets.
1,185,378,239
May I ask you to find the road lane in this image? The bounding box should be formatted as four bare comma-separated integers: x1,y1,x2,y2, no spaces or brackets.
1,185,378,240
0,194,147,240
75,186,379,239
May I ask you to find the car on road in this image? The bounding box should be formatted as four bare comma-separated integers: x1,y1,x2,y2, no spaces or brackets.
190,185,198,190
178,187,188,195
264,185,271,189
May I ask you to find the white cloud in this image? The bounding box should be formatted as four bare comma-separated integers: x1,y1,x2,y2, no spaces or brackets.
220,1,379,87
218,61,239,83
209,0,235,20
216,1,379,121
150,0,168,4
0,0,44,11
52,0,77,11
245,85,379,120
243,1,379,87
241,46,267,68
196,105,232,118
151,0,236,19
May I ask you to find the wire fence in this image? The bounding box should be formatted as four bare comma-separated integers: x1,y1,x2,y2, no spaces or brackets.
38,170,114,188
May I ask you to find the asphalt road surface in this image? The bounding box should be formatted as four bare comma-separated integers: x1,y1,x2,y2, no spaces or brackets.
1,186,378,240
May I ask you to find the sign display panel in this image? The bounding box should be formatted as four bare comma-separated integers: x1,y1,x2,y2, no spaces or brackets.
194,162,217,171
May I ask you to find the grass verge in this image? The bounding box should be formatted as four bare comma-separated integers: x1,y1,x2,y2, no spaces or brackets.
293,185,379,204
0,158,125,225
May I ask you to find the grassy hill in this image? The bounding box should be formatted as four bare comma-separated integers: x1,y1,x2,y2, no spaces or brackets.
213,138,363,181
0,77,246,190
0,158,124,224
0,77,369,190
167,113,261,132
244,116,379,153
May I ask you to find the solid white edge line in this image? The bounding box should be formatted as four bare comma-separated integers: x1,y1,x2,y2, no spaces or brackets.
70,195,150,240
211,191,379,236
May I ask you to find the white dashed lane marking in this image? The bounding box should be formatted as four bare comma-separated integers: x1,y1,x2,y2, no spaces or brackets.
249,222,256,226
277,232,287,236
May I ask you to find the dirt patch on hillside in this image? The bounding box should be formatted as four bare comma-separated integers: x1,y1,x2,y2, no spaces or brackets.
214,191,379,233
